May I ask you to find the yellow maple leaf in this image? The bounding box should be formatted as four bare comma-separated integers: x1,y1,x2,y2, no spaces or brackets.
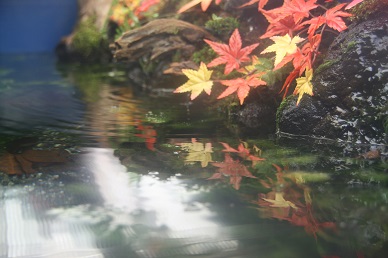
174,62,213,100
261,34,304,67
294,68,314,105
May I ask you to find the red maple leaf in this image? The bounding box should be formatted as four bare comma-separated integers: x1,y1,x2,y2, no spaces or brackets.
217,74,266,104
302,15,326,36
204,29,259,75
324,3,352,32
283,0,318,23
134,0,160,16
279,67,301,98
260,15,305,38
210,154,256,190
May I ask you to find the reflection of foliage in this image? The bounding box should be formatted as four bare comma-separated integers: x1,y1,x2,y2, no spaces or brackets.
210,153,257,190
72,17,108,61
180,138,213,167
220,142,264,166
256,164,336,239
350,0,388,21
135,120,157,151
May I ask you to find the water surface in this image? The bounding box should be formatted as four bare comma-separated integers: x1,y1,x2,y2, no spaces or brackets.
0,54,387,258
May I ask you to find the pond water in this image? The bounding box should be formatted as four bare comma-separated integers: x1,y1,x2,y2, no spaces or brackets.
0,54,387,258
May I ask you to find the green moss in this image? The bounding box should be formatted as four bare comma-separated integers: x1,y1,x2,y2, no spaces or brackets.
205,15,239,38
276,95,294,131
349,0,388,21
72,17,108,62
383,116,388,134
345,41,357,53
315,59,339,75
192,46,217,64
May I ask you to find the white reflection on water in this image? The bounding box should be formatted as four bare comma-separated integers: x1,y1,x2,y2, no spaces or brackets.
0,148,225,258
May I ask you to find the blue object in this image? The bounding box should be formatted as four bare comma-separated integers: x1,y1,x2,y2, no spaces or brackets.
0,0,78,53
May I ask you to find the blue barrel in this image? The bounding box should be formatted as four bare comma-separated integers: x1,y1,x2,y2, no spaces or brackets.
0,0,78,53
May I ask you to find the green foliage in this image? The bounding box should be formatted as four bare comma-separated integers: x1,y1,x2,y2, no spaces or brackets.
276,95,294,130
315,59,339,75
253,57,289,86
350,0,388,21
205,15,239,38
192,46,217,64
72,17,108,61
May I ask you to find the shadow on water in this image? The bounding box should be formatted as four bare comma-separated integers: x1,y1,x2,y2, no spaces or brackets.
1,54,388,257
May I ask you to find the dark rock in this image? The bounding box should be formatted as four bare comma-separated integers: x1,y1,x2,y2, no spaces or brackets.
236,102,276,136
278,14,388,144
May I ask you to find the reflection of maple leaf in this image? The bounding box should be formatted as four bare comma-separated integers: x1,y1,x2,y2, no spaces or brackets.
293,68,314,105
180,139,213,167
173,62,213,100
261,34,304,67
178,0,222,13
210,154,256,190
219,142,265,165
218,75,266,105
262,192,298,209
135,123,157,151
205,29,259,75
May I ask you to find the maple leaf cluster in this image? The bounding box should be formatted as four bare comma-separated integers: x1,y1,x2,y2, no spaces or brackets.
174,29,266,105
110,0,160,26
174,0,363,105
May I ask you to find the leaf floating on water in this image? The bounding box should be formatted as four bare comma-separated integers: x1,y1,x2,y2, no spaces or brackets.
20,149,69,163
0,153,23,175
0,149,69,175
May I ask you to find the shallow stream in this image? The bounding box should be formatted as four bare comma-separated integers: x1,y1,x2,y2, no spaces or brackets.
0,54,387,258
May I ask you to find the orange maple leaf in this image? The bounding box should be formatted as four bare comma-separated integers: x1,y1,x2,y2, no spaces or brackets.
204,29,259,75
324,3,352,32
283,0,319,23
134,0,160,16
260,15,305,39
218,75,266,105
